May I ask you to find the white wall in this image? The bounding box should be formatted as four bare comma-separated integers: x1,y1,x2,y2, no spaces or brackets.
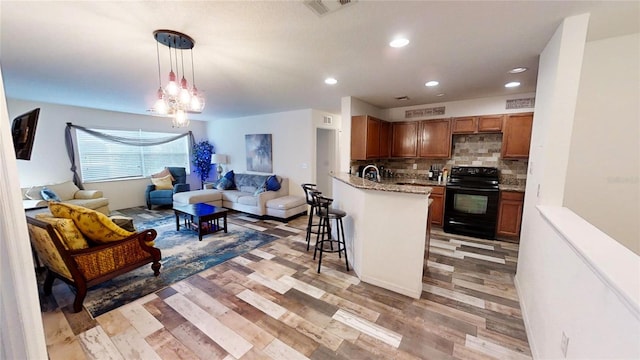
564,33,640,254
7,99,208,210
0,69,48,360
207,109,316,197
516,14,640,359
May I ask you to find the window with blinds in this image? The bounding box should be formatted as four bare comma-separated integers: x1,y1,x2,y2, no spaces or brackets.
76,129,190,182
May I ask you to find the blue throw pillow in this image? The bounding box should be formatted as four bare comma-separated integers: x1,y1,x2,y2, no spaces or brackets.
40,187,61,202
215,177,234,190
265,175,281,191
223,170,236,189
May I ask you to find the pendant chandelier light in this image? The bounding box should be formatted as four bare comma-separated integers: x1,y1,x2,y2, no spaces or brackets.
152,30,205,128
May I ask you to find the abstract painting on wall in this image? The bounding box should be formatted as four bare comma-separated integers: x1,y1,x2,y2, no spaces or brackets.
245,134,273,173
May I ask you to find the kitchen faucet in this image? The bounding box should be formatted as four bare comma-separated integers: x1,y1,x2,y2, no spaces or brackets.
362,164,381,182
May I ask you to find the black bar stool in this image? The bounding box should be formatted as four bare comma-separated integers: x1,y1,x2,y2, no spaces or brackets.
311,192,349,274
301,184,322,251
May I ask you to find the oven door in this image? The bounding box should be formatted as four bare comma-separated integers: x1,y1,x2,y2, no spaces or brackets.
443,185,499,239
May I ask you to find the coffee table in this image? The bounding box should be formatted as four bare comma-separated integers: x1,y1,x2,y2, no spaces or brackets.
173,203,228,241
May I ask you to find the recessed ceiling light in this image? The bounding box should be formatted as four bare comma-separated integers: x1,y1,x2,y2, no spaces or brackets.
394,96,410,101
324,77,338,85
505,81,521,88
425,80,439,87
389,38,410,48
509,67,528,74
436,93,445,97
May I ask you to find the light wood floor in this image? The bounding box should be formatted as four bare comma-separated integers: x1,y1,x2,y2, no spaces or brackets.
40,209,531,359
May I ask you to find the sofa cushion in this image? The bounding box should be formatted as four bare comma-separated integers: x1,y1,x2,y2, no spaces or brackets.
66,198,110,210
222,190,252,203
266,195,306,210
240,185,257,193
35,214,89,250
151,174,173,190
237,195,258,206
40,187,61,202
173,189,222,204
49,202,134,243
48,181,80,201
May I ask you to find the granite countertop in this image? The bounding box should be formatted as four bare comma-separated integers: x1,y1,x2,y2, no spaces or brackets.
499,185,526,192
331,173,432,195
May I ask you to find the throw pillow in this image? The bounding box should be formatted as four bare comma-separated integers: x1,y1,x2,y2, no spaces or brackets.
36,214,89,250
254,185,267,196
265,175,281,191
25,186,44,200
151,168,175,181
215,177,234,190
40,187,61,202
49,202,134,243
223,170,236,189
151,174,173,190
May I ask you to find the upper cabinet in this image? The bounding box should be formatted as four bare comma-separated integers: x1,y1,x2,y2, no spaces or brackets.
391,121,419,157
379,120,391,158
501,112,533,159
418,119,452,158
452,115,504,134
351,115,388,160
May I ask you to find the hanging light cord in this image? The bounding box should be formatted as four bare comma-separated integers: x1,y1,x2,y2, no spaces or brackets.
155,40,162,87
191,48,196,87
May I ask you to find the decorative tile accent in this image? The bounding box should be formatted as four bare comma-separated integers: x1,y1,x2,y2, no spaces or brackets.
405,106,446,118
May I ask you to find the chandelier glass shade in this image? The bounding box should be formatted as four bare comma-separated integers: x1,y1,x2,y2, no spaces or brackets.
152,30,205,128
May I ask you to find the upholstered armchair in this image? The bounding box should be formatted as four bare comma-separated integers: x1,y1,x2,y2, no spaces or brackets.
145,167,190,209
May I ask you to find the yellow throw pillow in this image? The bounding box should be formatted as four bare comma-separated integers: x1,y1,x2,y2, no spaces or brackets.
35,214,89,250
151,168,175,181
151,174,173,190
49,202,134,244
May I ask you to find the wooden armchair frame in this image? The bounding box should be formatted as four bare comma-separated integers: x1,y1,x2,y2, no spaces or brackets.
26,216,161,313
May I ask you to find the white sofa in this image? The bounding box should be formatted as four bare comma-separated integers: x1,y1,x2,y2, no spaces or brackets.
21,181,110,215
173,174,306,220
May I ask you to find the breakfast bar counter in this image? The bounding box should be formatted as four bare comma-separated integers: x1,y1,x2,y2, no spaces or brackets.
330,173,431,298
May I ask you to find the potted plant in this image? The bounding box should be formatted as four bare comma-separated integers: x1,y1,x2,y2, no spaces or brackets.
192,140,214,189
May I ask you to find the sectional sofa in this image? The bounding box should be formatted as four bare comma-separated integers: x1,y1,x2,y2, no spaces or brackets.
173,173,307,220
21,181,110,215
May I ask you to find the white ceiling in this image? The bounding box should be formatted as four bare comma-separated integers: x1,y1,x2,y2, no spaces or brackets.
1,1,638,121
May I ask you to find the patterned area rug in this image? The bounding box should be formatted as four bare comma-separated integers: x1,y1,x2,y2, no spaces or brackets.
82,208,278,317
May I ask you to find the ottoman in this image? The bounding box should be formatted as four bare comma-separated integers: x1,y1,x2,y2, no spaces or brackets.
173,189,223,207
265,195,307,221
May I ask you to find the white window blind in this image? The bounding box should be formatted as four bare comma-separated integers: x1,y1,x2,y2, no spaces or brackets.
76,129,190,182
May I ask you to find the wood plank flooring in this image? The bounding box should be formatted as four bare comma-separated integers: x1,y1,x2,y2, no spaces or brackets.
39,208,531,359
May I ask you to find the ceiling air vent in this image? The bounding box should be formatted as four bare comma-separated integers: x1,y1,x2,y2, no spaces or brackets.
323,115,333,124
395,96,410,101
304,0,357,17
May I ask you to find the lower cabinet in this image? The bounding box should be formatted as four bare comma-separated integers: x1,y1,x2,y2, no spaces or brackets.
496,191,525,240
429,186,445,226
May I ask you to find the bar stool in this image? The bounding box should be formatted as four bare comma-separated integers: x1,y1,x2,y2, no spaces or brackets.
301,184,321,251
311,192,349,274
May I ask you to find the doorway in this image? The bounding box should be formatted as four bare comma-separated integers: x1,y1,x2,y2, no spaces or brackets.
316,128,337,197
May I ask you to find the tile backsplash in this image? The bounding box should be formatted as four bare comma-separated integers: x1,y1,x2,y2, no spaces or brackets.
351,133,528,186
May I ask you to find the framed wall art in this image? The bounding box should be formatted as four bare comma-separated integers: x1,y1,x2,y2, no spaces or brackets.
245,134,272,173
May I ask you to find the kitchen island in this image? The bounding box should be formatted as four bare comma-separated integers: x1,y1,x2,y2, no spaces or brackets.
330,173,432,298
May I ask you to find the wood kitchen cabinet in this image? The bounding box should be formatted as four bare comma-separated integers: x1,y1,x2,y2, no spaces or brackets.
452,115,504,134
429,185,445,226
418,119,451,158
501,112,533,159
496,191,525,241
391,121,419,157
379,120,391,158
351,115,387,160
477,114,504,132
451,117,477,134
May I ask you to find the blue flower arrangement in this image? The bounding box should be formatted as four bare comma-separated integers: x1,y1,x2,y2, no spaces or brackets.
192,140,214,189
